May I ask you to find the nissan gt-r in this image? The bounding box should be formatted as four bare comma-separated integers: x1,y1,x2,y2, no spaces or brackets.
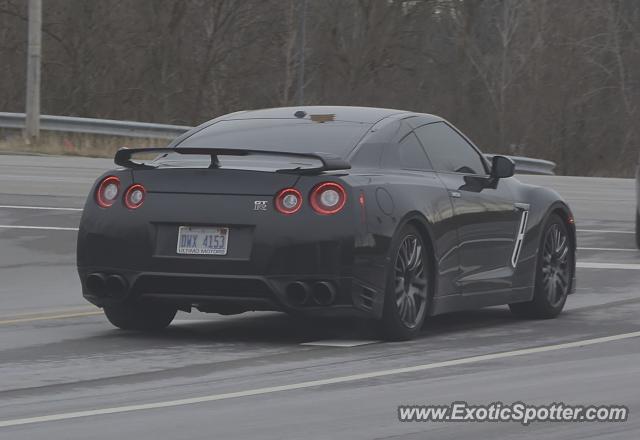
77,106,576,340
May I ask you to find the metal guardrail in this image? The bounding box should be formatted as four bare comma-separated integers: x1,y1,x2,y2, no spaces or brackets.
0,112,190,139
485,154,555,175
1,112,556,174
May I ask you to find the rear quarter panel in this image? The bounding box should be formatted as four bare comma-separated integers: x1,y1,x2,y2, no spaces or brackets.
343,169,459,316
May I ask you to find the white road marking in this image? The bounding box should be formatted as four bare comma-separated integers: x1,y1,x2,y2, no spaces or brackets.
0,225,79,231
0,306,98,321
577,229,634,234
0,311,102,325
0,205,82,211
578,247,637,252
301,339,380,347
577,262,640,270
1,330,640,428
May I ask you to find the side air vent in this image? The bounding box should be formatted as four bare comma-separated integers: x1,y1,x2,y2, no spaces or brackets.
511,209,529,268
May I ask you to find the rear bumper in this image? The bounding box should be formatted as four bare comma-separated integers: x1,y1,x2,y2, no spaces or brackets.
77,175,390,318
78,267,378,317
77,222,385,316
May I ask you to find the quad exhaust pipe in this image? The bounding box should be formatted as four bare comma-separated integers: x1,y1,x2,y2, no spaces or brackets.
86,273,107,294
105,274,128,297
285,281,337,307
312,281,336,306
86,272,128,298
285,281,311,306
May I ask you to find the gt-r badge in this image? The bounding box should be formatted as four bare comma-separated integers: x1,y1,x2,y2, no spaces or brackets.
253,200,268,211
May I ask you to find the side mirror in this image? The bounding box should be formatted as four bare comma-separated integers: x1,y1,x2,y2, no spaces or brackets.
490,155,515,179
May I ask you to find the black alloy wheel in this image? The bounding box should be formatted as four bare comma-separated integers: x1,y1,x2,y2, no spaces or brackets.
510,214,573,318
541,222,571,308
380,224,430,340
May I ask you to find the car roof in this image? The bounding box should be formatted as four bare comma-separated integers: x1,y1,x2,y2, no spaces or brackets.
219,106,413,124
170,106,445,156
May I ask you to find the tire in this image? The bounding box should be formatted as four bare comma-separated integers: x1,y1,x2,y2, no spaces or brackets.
379,224,431,341
509,214,574,319
103,301,177,331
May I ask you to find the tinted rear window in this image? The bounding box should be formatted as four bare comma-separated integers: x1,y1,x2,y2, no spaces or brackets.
177,119,372,158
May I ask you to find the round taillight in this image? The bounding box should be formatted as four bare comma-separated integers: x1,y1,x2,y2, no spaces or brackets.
310,182,347,215
124,184,146,209
96,176,120,208
275,188,302,214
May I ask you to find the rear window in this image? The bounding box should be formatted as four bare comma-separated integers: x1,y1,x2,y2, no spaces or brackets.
145,152,324,172
177,119,371,158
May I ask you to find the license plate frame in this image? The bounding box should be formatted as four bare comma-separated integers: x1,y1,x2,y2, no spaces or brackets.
176,226,229,256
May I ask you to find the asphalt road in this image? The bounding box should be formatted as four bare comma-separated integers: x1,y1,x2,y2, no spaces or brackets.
1,154,639,439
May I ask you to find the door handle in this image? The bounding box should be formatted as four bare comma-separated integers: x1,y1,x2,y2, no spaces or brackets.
449,191,461,198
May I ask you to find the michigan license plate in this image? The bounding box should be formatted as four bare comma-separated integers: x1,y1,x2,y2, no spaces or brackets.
177,226,229,255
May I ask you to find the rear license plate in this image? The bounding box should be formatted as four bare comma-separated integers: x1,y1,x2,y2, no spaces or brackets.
177,226,229,255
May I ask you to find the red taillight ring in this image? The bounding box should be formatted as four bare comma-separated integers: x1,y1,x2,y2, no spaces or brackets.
310,182,347,215
124,184,146,209
96,176,120,208
275,188,303,214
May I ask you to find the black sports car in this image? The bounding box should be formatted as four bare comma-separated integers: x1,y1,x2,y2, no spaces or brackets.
77,106,576,340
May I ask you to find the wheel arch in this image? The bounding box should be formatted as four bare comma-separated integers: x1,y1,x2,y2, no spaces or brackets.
395,211,436,258
543,201,576,252
393,211,438,306
537,200,577,295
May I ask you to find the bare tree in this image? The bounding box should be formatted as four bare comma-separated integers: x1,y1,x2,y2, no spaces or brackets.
0,0,638,176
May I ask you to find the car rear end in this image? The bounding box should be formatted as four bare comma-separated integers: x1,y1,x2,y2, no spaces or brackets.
77,152,370,317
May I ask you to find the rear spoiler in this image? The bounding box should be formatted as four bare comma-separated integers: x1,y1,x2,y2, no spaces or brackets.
114,147,351,174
